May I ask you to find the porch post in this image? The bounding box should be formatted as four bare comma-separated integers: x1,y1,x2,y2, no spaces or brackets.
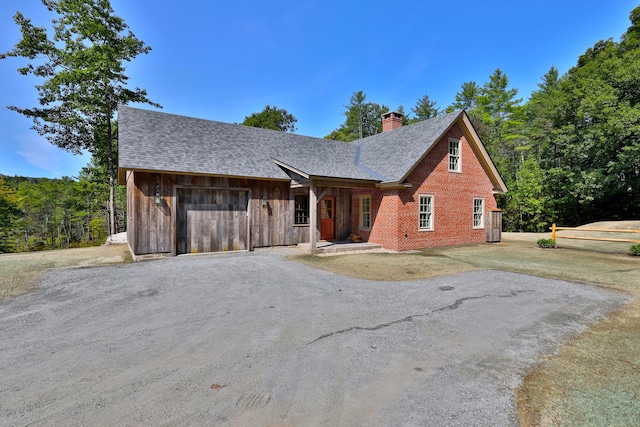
309,183,318,251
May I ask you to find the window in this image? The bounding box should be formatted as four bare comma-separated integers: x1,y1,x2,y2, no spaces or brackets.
473,198,484,228
418,195,433,230
449,138,461,172
360,195,371,229
294,194,309,225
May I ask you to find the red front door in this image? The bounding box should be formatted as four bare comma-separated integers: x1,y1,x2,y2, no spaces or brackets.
320,197,335,240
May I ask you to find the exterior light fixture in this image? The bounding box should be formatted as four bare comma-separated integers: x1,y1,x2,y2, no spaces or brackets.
261,195,268,207
154,184,161,206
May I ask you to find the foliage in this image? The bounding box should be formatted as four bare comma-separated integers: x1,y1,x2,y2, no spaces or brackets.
446,81,481,112
0,178,22,253
502,157,550,232
537,238,556,249
630,244,640,256
325,91,389,141
0,169,114,252
409,94,440,122
524,8,640,225
1,0,160,236
242,105,297,132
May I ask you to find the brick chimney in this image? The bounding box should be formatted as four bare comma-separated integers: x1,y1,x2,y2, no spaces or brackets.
382,111,403,132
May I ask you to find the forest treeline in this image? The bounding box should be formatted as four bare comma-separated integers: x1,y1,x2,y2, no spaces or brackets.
0,162,125,253
1,5,639,252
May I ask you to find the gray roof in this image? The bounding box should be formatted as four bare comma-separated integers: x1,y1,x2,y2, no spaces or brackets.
354,111,461,182
118,106,470,185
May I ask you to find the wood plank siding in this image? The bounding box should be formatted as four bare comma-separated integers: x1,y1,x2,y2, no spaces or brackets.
176,188,249,254
127,172,351,255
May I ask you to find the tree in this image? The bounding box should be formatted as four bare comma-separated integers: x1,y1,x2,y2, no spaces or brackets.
0,178,22,252
410,94,439,122
524,66,563,163
1,173,113,252
502,158,550,232
325,91,389,141
518,5,640,225
446,81,480,112
1,0,160,236
242,105,297,132
474,69,525,178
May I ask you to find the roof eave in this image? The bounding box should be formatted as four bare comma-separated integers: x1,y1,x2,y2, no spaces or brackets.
272,159,310,179
460,113,509,194
376,181,413,189
117,166,291,182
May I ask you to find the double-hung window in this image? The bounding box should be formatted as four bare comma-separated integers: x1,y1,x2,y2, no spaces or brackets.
473,198,484,229
449,138,461,172
418,195,433,231
360,195,371,229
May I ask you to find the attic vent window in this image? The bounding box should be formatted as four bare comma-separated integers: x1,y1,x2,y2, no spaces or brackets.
448,138,461,172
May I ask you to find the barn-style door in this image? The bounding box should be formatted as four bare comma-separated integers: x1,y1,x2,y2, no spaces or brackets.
176,188,249,254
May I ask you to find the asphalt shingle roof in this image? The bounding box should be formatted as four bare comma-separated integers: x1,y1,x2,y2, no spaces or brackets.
118,106,464,184
354,111,461,182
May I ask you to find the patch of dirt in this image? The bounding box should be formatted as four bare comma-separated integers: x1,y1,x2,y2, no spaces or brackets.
0,244,133,300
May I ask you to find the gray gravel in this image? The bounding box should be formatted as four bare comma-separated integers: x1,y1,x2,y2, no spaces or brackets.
0,250,630,426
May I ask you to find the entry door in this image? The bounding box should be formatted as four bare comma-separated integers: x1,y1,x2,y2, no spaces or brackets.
320,197,335,240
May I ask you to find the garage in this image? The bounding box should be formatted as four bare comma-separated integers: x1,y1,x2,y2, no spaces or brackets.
176,188,249,254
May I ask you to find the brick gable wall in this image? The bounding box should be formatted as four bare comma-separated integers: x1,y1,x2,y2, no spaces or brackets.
352,123,497,251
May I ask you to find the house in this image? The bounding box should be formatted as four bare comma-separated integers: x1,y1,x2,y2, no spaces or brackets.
118,106,507,256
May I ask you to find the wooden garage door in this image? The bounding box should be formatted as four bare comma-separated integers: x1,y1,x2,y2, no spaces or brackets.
177,188,249,254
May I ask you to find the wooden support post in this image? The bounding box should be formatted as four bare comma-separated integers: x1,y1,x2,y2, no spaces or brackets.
551,223,557,242
309,183,318,251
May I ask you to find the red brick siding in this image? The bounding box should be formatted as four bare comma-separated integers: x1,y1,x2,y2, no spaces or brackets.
352,123,497,251
352,190,401,249
382,112,403,132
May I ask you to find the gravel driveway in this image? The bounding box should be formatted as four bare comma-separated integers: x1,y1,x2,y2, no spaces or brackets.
0,250,629,426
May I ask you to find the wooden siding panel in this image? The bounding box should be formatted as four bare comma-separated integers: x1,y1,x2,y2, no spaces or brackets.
128,172,353,255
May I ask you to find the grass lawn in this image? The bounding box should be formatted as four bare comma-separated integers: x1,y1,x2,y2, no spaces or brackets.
0,244,133,300
292,226,640,427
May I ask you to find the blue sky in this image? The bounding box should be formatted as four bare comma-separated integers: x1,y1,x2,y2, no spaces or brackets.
1,0,638,178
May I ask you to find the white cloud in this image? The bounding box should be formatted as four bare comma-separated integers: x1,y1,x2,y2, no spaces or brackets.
16,133,90,178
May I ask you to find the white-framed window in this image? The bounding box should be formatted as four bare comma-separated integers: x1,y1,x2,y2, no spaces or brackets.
449,138,461,172
418,195,433,231
359,195,371,229
473,198,484,229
